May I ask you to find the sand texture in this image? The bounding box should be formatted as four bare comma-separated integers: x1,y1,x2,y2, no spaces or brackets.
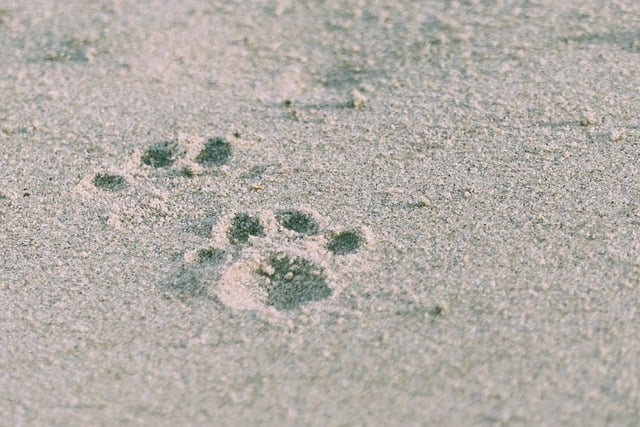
1,1,640,425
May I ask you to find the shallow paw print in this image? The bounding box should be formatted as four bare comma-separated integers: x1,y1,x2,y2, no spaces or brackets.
73,169,133,218
41,35,102,63
73,168,173,229
105,190,171,229
325,229,365,255
184,208,374,313
164,248,230,302
136,133,232,177
74,170,132,195
73,132,233,229
91,173,129,192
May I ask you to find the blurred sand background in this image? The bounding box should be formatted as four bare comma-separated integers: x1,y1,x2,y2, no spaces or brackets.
1,1,639,425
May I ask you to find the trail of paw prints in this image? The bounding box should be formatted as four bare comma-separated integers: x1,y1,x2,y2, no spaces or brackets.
73,133,233,229
174,207,375,313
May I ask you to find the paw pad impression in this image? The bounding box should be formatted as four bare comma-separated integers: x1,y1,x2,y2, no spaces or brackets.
140,133,232,176
185,208,373,313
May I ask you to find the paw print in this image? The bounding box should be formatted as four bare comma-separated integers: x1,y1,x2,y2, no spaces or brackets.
72,132,374,313
73,133,233,228
180,208,373,313
139,134,232,176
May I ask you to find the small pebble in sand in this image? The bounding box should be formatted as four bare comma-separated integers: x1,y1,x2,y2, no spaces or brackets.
349,89,368,109
609,129,624,142
429,303,448,317
580,112,597,127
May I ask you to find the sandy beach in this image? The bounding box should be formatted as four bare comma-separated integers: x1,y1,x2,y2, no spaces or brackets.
1,1,639,425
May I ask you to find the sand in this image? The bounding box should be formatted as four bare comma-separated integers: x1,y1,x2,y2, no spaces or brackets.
1,1,639,425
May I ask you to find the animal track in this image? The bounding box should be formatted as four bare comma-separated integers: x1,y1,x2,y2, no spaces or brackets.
195,137,232,166
92,173,128,191
275,209,319,235
179,208,373,313
141,141,177,168
227,213,265,244
140,135,232,174
257,251,331,310
73,133,234,229
74,131,374,314
326,230,363,254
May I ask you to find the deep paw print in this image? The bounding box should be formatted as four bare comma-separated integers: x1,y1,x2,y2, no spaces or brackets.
182,208,373,313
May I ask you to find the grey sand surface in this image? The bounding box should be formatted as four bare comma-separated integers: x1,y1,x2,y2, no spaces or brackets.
1,1,639,425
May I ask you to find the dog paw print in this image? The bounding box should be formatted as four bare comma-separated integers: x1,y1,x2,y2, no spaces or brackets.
180,208,373,313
